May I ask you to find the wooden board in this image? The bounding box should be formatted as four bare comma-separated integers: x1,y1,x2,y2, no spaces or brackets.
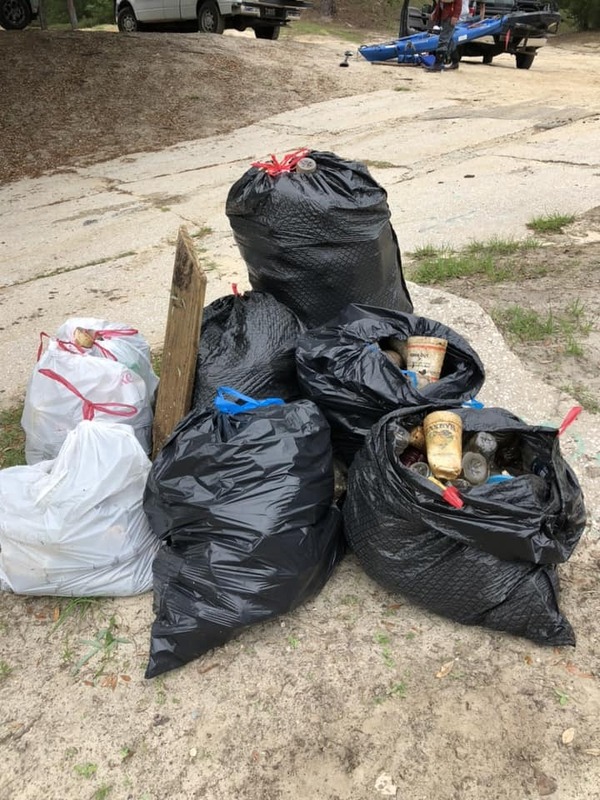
152,226,207,458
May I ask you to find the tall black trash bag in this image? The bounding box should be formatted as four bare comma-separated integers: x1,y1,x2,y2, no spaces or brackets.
343,405,586,646
226,150,413,328
192,290,303,410
295,304,485,465
143,391,344,678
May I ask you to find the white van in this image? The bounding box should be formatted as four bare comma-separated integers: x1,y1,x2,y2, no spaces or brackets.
115,0,309,39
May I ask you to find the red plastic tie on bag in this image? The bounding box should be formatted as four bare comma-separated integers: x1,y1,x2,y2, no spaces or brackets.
442,485,464,509
93,327,139,340
252,148,311,177
36,332,51,362
557,405,583,437
38,368,138,421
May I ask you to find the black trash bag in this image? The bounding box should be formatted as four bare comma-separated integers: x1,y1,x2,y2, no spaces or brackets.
295,304,485,465
192,291,303,410
343,405,586,646
225,149,413,328
143,391,344,678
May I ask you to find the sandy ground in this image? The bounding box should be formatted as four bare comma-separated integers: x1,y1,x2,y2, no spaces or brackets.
1,25,600,800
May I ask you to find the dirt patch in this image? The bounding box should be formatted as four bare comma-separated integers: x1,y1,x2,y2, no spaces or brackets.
0,27,397,185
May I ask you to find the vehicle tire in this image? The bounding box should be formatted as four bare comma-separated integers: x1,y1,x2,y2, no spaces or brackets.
0,0,32,30
254,24,280,40
515,51,535,70
482,52,493,64
197,0,224,34
117,5,138,32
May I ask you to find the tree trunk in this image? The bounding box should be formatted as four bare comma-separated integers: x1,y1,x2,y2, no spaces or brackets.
38,0,47,29
320,0,337,19
66,0,78,29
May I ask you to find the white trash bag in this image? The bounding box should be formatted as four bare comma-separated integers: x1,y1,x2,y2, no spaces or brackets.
22,340,153,464
0,421,158,597
53,318,159,401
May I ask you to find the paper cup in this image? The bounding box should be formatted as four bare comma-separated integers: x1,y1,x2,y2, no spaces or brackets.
423,410,463,481
406,336,447,389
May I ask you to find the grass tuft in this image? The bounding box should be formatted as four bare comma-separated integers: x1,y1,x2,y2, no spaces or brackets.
0,406,26,469
492,300,592,354
526,213,576,234
407,236,545,285
560,383,600,414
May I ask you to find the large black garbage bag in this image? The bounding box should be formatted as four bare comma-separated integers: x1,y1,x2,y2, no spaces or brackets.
225,149,413,328
143,392,344,677
295,304,485,465
343,406,586,645
192,290,303,409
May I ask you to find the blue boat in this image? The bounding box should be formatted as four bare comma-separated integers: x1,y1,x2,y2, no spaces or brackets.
358,16,507,64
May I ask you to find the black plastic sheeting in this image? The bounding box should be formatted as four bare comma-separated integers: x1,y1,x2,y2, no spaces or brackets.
225,150,413,328
343,406,586,646
143,399,344,678
192,291,303,410
295,304,486,465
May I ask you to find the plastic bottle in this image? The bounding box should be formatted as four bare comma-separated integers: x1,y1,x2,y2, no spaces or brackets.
464,431,497,462
410,461,431,478
461,451,489,485
392,426,411,459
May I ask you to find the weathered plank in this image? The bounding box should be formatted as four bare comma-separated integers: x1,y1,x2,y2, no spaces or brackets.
152,226,207,458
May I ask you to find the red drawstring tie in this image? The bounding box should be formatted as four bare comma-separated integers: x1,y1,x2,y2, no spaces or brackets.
38,368,138,421
252,148,311,176
37,328,139,362
557,406,583,437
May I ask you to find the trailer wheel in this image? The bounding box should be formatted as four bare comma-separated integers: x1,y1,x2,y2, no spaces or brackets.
198,0,224,34
516,52,535,70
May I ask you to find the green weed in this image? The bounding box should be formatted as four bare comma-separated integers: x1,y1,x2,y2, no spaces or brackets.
408,237,543,285
411,243,439,259
0,660,13,681
74,762,98,779
387,681,407,699
119,746,134,762
491,306,555,342
492,301,591,354
374,632,390,646
190,226,213,239
340,594,361,606
155,675,167,706
0,405,25,468
465,236,540,256
554,688,570,707
93,786,112,800
527,213,576,234
561,384,600,414
287,635,300,650
52,597,101,633
374,631,395,668
73,616,129,676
